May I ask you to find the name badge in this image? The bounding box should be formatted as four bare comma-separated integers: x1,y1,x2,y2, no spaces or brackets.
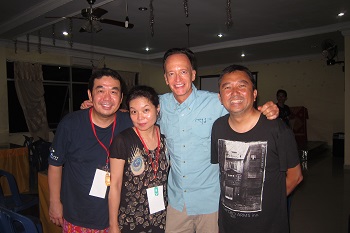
89,169,108,198
146,185,165,214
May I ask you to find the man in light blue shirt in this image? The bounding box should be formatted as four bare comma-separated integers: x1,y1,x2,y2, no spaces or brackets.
160,48,278,233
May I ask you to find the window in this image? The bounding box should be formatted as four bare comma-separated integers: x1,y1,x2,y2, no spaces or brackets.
7,62,138,133
7,62,91,132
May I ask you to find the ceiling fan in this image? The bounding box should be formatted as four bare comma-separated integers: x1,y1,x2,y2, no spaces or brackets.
321,39,344,66
46,0,134,33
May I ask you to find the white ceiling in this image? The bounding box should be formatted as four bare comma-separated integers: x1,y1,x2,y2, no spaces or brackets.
1,0,350,67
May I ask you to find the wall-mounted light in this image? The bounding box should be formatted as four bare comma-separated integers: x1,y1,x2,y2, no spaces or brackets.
217,33,223,38
338,12,345,17
62,31,69,36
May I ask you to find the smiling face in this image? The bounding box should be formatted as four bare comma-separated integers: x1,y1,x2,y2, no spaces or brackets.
129,96,159,132
219,71,257,117
88,75,123,123
164,53,196,104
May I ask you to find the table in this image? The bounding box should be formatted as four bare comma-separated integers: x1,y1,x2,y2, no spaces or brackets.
0,147,30,195
38,171,62,233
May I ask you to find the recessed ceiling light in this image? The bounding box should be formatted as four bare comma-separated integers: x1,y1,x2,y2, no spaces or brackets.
139,7,148,11
217,33,223,38
338,12,345,17
241,53,245,57
62,31,69,36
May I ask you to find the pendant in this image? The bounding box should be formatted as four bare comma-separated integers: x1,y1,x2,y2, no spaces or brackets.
105,172,111,186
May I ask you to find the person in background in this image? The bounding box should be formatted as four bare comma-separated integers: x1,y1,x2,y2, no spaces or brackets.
211,64,303,233
81,48,280,233
108,85,168,233
276,89,291,127
48,68,133,232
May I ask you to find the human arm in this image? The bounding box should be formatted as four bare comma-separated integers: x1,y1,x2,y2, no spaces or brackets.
108,158,125,233
48,164,64,226
286,164,303,196
80,100,93,109
257,101,279,120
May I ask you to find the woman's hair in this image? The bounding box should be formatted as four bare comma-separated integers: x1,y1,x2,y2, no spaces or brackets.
126,85,159,110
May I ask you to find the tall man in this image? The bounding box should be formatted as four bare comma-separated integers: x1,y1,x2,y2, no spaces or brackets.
159,48,279,233
211,64,303,233
48,68,133,232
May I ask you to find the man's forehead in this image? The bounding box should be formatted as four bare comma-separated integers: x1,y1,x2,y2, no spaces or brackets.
93,76,120,87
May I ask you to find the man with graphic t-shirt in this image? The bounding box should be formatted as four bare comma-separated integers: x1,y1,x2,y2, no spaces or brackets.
211,64,303,233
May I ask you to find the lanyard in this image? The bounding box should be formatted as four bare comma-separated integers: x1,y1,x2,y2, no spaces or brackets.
89,108,116,165
135,127,160,179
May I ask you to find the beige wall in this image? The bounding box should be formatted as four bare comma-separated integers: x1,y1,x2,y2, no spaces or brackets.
0,46,345,150
199,57,345,146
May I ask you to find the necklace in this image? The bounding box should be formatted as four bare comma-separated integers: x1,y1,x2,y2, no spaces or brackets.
89,108,116,162
135,126,160,179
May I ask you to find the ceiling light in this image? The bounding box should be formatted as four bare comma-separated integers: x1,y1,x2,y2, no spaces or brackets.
145,47,150,51
62,31,69,36
241,53,245,57
338,12,345,17
139,7,147,11
217,33,223,38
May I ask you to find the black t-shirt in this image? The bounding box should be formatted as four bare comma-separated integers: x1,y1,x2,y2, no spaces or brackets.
211,114,300,233
49,109,133,229
110,127,168,233
277,103,291,126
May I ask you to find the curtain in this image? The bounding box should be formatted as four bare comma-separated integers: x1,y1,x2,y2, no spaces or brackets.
118,71,137,93
14,62,50,141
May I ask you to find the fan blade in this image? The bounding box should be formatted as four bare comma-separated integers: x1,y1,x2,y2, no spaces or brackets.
100,18,134,29
46,16,85,20
92,8,108,18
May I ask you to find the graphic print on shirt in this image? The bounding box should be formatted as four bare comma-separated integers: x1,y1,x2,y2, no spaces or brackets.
218,139,267,212
130,146,146,176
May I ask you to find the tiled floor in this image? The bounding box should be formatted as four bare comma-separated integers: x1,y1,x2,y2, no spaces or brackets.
290,149,350,233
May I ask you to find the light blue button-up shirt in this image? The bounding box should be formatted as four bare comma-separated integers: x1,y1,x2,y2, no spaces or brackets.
158,85,227,215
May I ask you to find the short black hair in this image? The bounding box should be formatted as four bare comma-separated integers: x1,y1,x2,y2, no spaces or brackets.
88,68,126,95
126,85,159,110
162,48,197,73
219,64,256,90
276,89,287,97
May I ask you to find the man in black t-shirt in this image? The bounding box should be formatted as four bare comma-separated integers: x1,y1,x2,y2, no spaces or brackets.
48,68,133,232
211,65,303,233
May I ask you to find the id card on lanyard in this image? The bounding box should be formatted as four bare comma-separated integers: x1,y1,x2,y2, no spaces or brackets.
88,108,116,198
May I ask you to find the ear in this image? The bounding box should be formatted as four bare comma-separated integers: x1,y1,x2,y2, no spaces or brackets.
88,89,92,101
156,104,160,115
218,93,223,104
164,73,169,85
253,89,258,102
191,70,196,82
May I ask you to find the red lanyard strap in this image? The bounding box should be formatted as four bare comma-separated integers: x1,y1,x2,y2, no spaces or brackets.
135,127,160,179
89,108,116,165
